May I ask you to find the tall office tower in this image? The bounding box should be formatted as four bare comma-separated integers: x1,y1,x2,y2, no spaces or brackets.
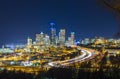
70,32,75,45
65,37,71,46
40,32,44,38
40,32,44,45
59,29,65,46
44,34,50,46
27,37,32,49
55,36,59,46
27,37,32,45
50,23,56,46
36,34,41,45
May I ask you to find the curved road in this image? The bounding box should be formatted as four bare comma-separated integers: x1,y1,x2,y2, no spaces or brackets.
48,47,94,67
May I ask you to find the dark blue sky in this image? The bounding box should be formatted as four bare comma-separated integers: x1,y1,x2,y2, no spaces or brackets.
0,0,117,46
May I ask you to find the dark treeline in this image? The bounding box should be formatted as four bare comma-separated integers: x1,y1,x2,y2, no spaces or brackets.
0,67,120,79
0,69,34,79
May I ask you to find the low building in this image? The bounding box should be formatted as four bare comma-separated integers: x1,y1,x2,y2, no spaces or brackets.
0,48,14,54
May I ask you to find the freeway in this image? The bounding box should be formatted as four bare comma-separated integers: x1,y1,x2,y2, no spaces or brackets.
60,50,87,63
61,50,92,66
48,47,94,67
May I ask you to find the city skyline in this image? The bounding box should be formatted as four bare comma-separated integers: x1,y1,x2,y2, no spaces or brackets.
0,0,120,79
0,0,118,46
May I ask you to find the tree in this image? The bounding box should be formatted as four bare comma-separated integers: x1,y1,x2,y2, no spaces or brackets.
99,0,120,38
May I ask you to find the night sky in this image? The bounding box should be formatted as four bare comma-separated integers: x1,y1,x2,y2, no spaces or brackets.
0,0,118,46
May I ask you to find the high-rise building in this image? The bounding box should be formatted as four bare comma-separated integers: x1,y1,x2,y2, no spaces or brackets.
44,34,50,46
65,37,71,46
26,37,32,49
50,23,56,46
36,34,41,45
40,32,44,45
40,32,44,38
55,36,59,46
70,32,75,45
35,32,44,45
59,29,65,46
27,37,32,45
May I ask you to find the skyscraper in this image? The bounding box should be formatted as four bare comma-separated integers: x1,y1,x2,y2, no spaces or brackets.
27,37,32,49
59,29,66,46
70,32,75,45
65,37,71,46
44,34,50,46
40,32,44,45
50,23,56,46
27,37,32,45
55,36,59,46
36,34,41,45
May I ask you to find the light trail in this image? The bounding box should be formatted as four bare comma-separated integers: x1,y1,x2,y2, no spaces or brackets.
60,50,87,63
61,50,92,65
48,48,93,67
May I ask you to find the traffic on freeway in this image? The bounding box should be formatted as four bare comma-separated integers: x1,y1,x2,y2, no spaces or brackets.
48,48,95,67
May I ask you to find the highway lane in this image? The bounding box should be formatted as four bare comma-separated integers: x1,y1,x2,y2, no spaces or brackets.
48,48,93,67
60,50,87,63
60,50,92,66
